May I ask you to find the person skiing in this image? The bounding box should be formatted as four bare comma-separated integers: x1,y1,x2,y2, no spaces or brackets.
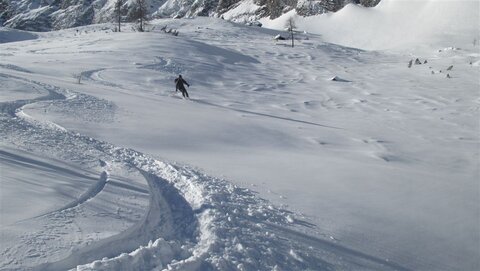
175,75,190,98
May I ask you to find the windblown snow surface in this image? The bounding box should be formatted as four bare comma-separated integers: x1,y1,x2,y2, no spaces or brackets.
0,1,479,271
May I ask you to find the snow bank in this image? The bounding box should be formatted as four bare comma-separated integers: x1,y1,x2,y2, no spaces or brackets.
261,0,480,50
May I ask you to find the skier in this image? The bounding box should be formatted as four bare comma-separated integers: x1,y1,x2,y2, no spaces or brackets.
175,75,190,98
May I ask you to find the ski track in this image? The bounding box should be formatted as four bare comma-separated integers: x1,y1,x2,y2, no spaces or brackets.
41,171,109,216
0,72,409,270
82,68,124,89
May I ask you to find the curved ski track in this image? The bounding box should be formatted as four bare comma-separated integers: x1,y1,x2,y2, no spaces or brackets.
0,69,410,271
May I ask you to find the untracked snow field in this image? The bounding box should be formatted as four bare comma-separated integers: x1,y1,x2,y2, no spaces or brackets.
1,5,479,271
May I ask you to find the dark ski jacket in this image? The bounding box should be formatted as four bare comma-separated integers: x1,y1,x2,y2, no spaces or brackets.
175,77,189,91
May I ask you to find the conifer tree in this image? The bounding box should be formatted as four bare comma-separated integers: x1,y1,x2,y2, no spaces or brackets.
130,0,148,32
114,0,123,32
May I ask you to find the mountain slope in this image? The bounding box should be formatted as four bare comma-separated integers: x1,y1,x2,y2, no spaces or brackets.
1,12,479,270
0,0,380,31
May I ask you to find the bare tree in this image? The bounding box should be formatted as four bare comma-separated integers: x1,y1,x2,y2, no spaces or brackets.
114,0,123,32
130,0,148,32
285,17,296,48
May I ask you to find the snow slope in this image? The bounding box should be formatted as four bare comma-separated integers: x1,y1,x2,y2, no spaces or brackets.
1,6,479,271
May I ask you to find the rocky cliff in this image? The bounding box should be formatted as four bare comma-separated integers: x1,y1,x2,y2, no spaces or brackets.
0,0,380,31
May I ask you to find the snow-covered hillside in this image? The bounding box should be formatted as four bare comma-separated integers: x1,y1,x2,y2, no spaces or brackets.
1,1,479,270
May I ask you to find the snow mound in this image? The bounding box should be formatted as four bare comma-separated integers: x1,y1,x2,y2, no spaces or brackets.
330,76,350,82
0,27,38,43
